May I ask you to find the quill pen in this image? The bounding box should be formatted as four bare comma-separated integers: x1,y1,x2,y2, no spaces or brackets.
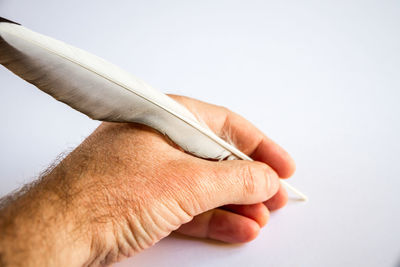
0,17,307,201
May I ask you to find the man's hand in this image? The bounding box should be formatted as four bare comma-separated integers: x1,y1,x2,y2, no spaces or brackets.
0,95,295,266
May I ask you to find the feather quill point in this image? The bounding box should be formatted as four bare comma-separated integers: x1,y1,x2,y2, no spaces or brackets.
0,18,307,201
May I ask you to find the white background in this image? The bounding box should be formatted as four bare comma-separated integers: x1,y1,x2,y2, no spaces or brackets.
1,1,399,266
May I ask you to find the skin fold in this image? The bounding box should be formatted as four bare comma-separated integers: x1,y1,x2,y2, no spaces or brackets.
0,95,295,266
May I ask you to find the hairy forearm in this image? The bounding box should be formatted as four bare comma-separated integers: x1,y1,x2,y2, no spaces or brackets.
0,164,93,266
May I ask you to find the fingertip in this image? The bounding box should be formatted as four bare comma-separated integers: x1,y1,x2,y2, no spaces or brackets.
257,204,270,227
251,139,296,179
279,154,296,179
249,203,269,228
238,219,260,243
223,203,270,227
264,184,289,211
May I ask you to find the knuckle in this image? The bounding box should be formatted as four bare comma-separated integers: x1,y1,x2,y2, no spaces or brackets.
220,106,232,114
262,165,279,198
240,164,258,196
241,162,278,198
216,105,233,119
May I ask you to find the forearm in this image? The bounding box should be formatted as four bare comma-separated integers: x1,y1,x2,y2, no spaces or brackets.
0,167,93,266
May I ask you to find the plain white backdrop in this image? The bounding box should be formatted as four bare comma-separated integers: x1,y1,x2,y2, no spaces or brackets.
1,1,399,266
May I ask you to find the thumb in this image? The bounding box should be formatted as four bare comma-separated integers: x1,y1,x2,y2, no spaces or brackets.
183,160,280,215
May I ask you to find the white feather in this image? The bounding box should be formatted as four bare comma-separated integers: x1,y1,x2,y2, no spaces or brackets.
0,18,306,200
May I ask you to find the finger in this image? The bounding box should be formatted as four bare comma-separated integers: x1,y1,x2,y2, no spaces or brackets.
175,209,260,243
264,184,288,211
168,95,295,178
221,203,269,227
183,159,280,213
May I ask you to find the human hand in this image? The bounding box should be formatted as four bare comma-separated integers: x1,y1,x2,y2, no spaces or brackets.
169,95,295,239
0,95,295,266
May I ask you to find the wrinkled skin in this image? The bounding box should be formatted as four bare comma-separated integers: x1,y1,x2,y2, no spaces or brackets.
0,95,295,266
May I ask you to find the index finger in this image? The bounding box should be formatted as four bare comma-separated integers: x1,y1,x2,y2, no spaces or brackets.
169,95,296,178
